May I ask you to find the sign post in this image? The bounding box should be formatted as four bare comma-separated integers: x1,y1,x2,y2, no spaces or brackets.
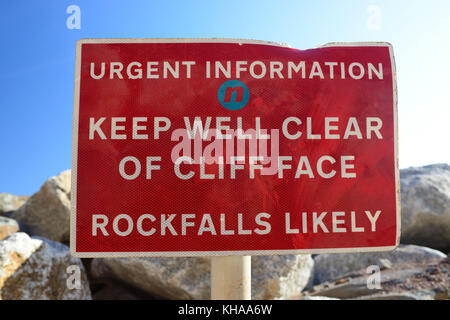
211,256,251,300
71,39,399,300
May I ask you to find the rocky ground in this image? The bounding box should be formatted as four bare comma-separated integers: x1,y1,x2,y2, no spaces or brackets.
0,163,449,300
297,253,449,300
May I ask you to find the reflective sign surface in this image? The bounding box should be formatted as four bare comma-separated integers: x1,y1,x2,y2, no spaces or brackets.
71,39,399,257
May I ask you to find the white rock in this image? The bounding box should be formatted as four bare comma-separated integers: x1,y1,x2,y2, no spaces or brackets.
91,254,313,300
0,233,41,285
0,216,19,240
0,232,91,300
0,193,27,213
312,244,446,285
12,170,71,242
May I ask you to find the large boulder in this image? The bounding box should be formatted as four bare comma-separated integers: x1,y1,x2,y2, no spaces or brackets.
312,244,446,285
0,232,91,300
252,255,313,299
12,170,71,242
0,193,28,214
400,163,450,252
0,217,19,240
91,257,210,300
91,254,313,300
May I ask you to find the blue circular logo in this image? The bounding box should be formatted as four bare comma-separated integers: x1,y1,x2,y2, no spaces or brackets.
217,80,250,111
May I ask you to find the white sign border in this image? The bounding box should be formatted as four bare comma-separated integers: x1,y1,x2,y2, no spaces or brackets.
71,38,400,258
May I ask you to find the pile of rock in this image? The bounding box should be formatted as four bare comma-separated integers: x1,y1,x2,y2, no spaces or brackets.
0,171,90,300
0,163,448,300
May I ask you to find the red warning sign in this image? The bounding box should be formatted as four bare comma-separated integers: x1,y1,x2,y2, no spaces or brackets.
71,39,400,257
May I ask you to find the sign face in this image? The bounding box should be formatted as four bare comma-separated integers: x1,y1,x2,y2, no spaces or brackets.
71,39,400,257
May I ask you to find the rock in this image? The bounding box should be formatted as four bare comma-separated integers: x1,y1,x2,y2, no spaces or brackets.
91,254,313,300
309,277,381,299
352,292,422,300
0,232,91,300
0,193,28,214
378,258,392,270
0,217,19,240
355,288,445,300
334,278,350,285
415,289,445,300
92,279,155,300
251,255,314,299
400,211,450,253
400,163,450,252
308,267,423,299
0,233,40,296
307,251,450,300
432,286,449,300
312,244,446,285
293,295,340,300
12,170,71,242
91,256,210,300
425,267,439,275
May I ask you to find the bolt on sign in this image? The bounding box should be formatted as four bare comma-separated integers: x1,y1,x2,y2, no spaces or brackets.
71,39,400,257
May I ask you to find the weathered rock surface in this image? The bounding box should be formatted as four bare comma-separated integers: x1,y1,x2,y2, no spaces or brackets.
12,170,71,242
91,254,313,300
400,163,450,252
0,232,91,300
0,217,19,240
91,257,210,300
289,295,340,300
0,193,28,214
91,279,156,300
312,244,446,285
252,255,314,299
307,268,423,299
352,292,425,300
302,253,449,300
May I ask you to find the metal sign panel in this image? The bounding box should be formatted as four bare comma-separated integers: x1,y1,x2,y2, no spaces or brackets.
71,39,399,257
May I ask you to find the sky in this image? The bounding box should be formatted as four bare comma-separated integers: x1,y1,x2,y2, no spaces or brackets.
0,0,449,195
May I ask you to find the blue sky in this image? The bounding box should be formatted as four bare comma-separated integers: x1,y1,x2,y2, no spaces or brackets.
1,0,449,195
